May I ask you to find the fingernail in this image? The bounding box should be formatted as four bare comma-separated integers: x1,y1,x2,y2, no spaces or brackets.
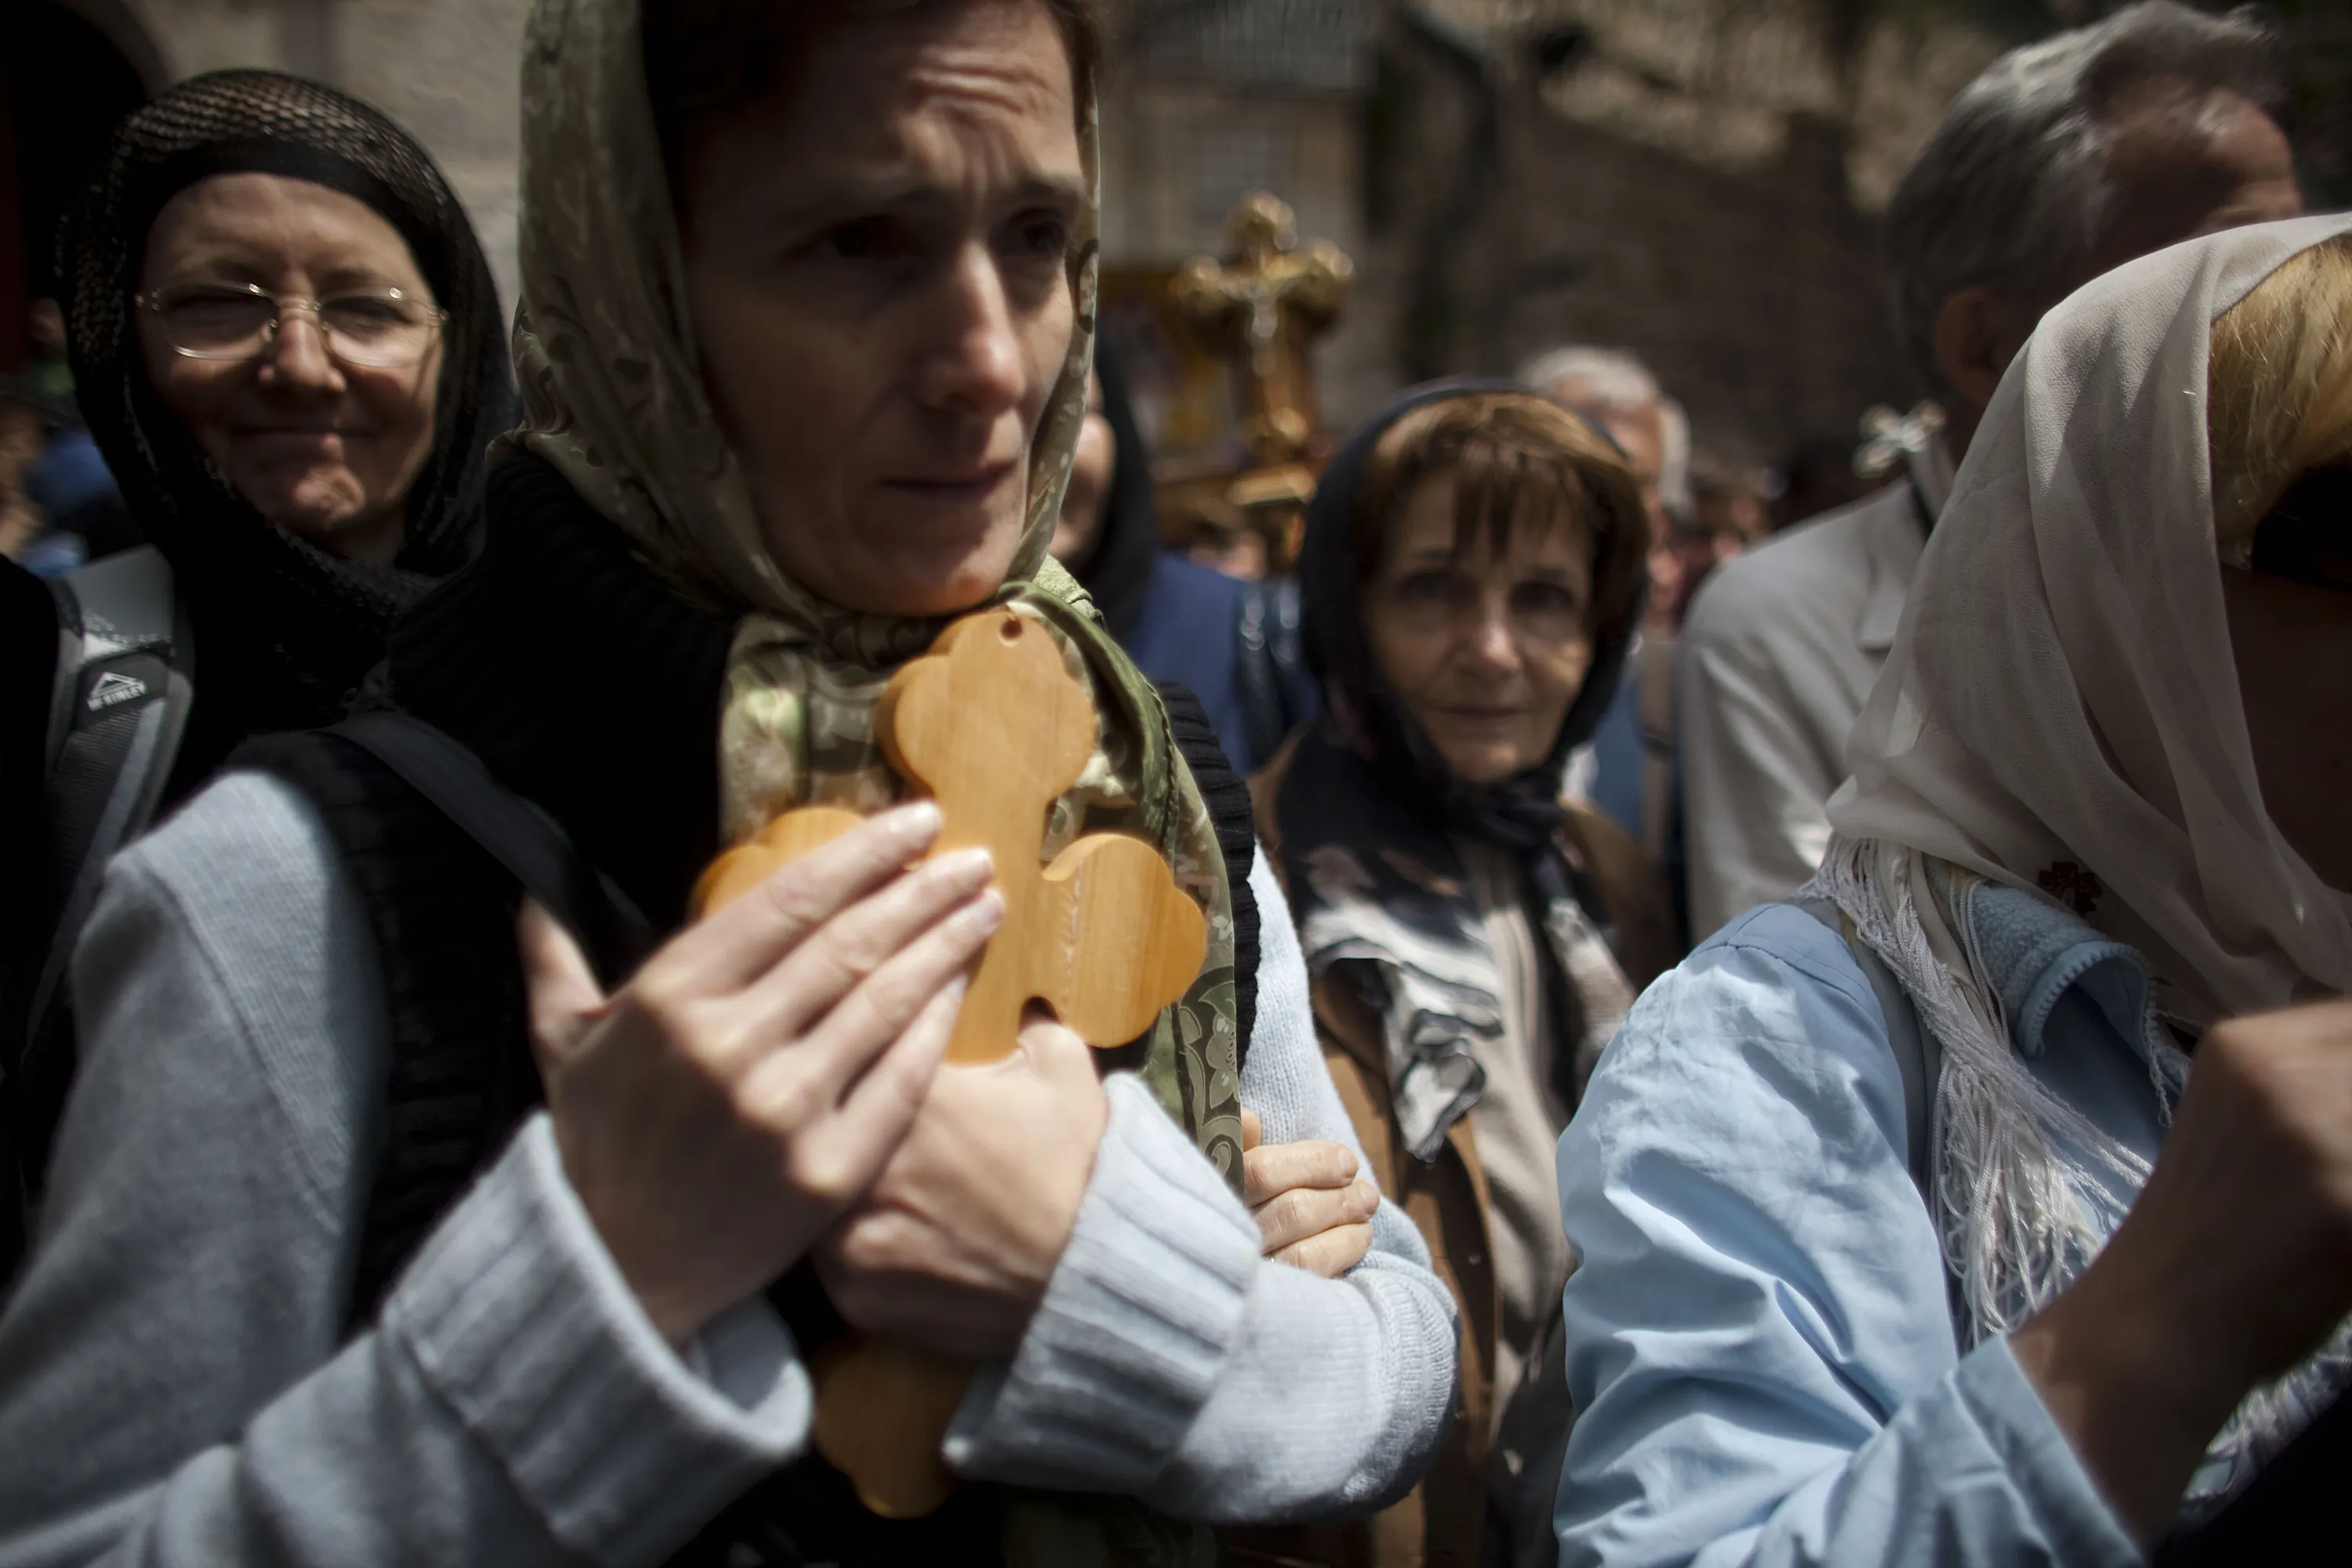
894,800,944,843
1355,1179,1379,1214
953,888,1006,936
933,846,993,884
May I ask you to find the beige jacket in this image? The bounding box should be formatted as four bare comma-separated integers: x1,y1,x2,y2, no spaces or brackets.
1677,481,1926,938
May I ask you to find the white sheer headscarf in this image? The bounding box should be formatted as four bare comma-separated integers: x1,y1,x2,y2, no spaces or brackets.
1806,205,2352,1363
1827,212,2352,1035
1809,215,2352,1494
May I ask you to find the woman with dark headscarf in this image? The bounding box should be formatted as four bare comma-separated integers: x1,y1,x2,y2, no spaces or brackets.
0,70,511,1250
0,4,1455,1563
1243,383,1679,1568
49,68,508,786
1051,339,1314,770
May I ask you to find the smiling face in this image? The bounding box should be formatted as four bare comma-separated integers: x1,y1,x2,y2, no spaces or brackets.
1363,474,1597,787
674,0,1084,619
136,172,441,566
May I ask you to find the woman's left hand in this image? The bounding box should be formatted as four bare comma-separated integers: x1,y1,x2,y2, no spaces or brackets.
1243,1109,1380,1278
815,1007,1107,1362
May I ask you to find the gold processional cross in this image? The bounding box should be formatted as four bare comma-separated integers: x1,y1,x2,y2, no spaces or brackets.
1171,191,1353,569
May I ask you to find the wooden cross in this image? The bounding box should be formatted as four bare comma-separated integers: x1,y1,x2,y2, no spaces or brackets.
1171,190,1352,469
695,606,1209,1516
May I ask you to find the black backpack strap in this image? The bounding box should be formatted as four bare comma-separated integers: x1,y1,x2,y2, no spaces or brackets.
240,728,545,1322
239,715,652,1321
1793,896,1939,1197
5,548,191,1283
330,711,654,991
24,546,191,1081
1158,681,1258,1073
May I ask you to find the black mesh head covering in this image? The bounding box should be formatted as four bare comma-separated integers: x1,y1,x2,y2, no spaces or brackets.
60,70,513,737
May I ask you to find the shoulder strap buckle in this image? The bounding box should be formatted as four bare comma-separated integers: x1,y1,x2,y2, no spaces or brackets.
22,547,192,1083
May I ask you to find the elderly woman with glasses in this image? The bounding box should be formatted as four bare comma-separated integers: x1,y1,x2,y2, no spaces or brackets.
0,70,511,1252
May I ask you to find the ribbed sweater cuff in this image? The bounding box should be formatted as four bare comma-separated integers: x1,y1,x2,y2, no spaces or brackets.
946,1074,1258,1488
381,1115,810,1566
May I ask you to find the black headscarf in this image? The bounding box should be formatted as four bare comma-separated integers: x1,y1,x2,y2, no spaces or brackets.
1275,379,1649,1154
60,70,513,779
1296,377,1644,844
1058,336,1161,639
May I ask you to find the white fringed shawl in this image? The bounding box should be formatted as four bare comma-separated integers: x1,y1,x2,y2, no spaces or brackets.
1809,214,2352,1510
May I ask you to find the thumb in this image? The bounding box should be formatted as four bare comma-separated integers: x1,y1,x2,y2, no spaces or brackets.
517,897,605,1074
1016,1010,1102,1090
1241,1108,1263,1152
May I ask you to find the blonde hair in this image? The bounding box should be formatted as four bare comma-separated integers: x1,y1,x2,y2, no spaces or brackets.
2208,233,2352,559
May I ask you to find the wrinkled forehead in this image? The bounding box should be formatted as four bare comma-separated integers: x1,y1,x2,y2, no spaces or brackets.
801,0,1079,125
140,172,430,296
660,0,1085,215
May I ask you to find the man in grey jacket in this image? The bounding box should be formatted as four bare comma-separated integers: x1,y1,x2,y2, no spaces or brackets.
1677,0,2304,941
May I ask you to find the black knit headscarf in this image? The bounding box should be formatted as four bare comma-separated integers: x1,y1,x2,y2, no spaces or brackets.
60,71,512,753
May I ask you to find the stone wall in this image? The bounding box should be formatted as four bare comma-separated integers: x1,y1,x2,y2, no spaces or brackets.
1353,0,2018,465
49,0,2349,472
1093,0,2016,466
96,0,529,307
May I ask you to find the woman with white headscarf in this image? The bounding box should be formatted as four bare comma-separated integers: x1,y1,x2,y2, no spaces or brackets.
1552,211,2352,1568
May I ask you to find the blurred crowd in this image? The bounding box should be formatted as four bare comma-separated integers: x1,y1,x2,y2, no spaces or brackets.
1,2,2347,1566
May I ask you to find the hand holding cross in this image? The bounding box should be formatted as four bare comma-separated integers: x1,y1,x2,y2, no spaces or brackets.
695,606,1209,1515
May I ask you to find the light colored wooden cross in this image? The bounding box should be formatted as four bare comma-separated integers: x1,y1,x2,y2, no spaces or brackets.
696,605,1209,1515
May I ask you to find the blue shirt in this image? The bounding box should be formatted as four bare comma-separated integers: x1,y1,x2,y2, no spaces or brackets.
1584,664,1645,840
1123,554,1251,768
1553,885,2172,1568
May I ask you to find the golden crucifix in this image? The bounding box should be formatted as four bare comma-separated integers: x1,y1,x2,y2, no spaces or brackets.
1171,191,1353,467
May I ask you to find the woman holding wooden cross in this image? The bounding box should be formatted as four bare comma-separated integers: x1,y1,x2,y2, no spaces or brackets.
0,1,1457,1563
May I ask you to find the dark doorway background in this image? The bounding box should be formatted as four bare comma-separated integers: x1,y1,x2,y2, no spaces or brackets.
2,1,149,370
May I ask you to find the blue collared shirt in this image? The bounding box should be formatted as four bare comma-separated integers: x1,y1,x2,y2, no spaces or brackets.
1553,887,2172,1568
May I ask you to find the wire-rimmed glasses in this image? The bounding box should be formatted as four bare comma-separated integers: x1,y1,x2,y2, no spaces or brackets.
136,281,448,369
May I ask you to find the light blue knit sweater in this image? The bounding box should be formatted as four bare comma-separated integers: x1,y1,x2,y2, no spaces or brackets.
0,771,1456,1567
